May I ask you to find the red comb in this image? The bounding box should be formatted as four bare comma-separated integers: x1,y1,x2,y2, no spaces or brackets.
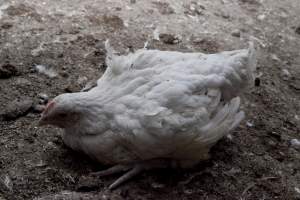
43,101,55,115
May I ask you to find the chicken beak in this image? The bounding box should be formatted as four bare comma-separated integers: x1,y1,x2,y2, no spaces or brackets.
38,100,54,126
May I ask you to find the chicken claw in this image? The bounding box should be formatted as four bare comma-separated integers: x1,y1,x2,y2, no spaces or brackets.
91,159,173,190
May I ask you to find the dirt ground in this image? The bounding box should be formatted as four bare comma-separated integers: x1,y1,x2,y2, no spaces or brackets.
0,0,300,199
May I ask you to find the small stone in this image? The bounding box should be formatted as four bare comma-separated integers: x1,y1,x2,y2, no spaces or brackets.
77,76,88,86
57,53,64,58
0,63,18,79
64,81,81,93
130,0,136,3
159,33,181,45
281,69,291,80
290,139,300,149
270,54,280,62
221,11,230,19
1,97,33,121
246,121,254,127
76,176,100,192
60,71,69,78
231,29,241,37
268,140,276,146
38,93,49,104
226,134,233,140
257,14,266,20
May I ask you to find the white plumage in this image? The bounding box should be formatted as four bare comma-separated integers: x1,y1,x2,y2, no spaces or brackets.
39,41,256,188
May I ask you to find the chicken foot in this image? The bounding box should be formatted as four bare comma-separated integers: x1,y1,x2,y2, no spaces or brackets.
90,158,174,190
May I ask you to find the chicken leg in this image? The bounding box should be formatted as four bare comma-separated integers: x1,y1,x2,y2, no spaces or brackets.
90,158,175,190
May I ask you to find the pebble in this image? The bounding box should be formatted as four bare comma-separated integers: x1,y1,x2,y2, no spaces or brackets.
219,10,230,19
246,121,254,127
231,29,241,37
38,93,49,104
0,63,18,78
226,134,233,140
1,97,33,120
159,33,181,44
257,14,266,21
281,69,291,80
77,76,88,86
290,139,300,149
270,54,280,62
64,82,81,93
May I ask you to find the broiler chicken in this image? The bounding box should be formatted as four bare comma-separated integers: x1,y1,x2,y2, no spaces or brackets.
39,41,256,189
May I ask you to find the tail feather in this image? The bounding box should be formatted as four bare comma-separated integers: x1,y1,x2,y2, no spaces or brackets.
197,97,244,146
104,40,122,75
222,42,257,100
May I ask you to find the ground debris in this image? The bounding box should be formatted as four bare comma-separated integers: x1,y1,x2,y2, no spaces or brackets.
76,176,101,192
0,63,18,79
0,97,33,121
35,65,58,78
290,139,300,149
231,29,241,37
240,177,280,200
34,191,103,200
159,33,181,45
0,175,13,192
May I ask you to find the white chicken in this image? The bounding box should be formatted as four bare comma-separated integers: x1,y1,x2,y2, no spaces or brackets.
39,41,256,189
